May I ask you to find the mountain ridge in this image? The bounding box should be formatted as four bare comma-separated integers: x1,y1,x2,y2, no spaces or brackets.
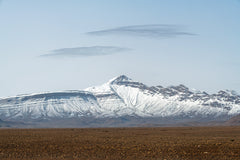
0,75,240,127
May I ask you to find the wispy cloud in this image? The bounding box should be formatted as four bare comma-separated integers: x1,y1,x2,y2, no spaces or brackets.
87,24,195,38
40,46,131,58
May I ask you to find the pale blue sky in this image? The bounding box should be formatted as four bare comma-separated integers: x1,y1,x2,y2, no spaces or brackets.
0,0,240,97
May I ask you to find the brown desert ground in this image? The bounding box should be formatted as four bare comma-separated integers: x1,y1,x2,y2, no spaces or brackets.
0,127,240,160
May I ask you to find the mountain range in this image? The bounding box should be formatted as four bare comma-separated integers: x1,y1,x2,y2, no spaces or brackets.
0,75,240,128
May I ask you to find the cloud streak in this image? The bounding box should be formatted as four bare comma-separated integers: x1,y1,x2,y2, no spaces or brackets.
40,46,131,58
87,24,195,38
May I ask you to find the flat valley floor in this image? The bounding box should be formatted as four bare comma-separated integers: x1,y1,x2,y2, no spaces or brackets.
0,127,240,160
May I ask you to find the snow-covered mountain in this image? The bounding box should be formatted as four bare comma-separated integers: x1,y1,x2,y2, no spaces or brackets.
0,75,240,126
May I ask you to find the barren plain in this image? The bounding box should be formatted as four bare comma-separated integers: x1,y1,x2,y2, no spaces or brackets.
0,127,240,159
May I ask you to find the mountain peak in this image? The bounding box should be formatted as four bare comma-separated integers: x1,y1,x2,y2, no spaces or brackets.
85,75,133,94
109,75,133,84
1,74,240,127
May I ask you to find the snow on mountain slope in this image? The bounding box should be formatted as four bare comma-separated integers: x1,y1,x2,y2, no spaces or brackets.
0,91,103,120
110,76,232,118
0,75,240,121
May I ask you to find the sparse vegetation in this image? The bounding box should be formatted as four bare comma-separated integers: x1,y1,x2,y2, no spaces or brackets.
0,127,240,159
